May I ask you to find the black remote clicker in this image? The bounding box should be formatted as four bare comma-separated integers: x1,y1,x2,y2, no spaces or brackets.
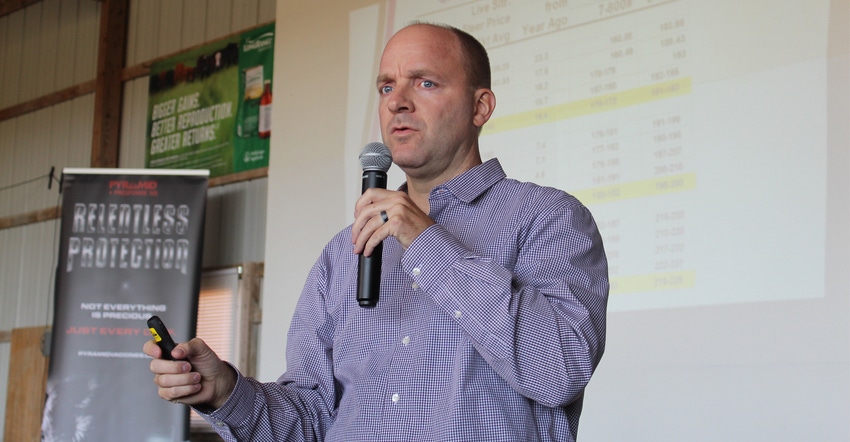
147,315,179,360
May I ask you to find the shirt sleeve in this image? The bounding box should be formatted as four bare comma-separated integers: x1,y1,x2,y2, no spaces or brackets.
193,367,320,441
402,195,609,408
195,248,341,441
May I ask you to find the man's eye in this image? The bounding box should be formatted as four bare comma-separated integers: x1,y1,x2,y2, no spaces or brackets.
380,85,393,94
422,80,434,88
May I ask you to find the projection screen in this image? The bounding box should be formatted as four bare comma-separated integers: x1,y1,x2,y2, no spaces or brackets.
342,0,849,440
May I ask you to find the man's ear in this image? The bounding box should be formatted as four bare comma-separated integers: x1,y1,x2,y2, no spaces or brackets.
472,88,496,128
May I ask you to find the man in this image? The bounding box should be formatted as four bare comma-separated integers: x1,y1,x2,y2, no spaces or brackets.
145,23,608,441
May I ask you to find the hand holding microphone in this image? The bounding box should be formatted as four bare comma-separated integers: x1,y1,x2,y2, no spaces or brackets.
353,142,437,308
356,142,393,307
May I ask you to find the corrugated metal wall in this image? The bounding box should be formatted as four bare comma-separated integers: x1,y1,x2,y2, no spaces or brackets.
0,0,274,436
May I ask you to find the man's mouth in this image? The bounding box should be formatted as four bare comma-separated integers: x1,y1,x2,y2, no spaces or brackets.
390,118,418,135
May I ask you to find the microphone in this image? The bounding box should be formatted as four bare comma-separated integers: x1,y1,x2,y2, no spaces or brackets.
357,142,393,308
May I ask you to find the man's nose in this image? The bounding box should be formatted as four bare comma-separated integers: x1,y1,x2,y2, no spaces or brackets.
388,85,414,113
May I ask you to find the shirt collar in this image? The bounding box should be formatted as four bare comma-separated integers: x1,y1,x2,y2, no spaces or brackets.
436,158,506,203
397,158,506,203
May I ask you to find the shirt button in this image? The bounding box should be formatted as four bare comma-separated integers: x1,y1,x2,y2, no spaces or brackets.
412,267,421,276
454,310,462,319
392,393,400,403
411,282,420,290
402,336,410,345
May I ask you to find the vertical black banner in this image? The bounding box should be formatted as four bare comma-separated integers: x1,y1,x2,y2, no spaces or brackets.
42,169,208,442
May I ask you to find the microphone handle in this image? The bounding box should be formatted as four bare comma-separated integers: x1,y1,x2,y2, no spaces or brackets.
361,170,387,193
357,244,382,307
357,170,387,307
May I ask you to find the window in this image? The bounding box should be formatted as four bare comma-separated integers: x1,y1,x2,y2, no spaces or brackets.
191,263,263,433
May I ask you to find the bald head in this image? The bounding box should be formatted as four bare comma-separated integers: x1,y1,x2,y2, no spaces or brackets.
387,23,491,92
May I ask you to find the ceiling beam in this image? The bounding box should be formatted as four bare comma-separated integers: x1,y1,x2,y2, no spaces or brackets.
0,0,41,18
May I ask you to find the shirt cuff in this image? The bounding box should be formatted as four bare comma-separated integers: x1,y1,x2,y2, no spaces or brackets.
196,363,253,432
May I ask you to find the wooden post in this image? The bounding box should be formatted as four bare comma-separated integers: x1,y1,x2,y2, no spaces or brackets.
237,262,264,378
3,326,50,442
91,0,129,168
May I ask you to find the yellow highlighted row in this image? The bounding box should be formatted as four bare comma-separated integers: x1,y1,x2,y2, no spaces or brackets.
610,270,696,295
483,77,692,135
571,172,696,205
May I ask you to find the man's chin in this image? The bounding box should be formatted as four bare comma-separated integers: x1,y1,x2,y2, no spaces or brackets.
384,139,417,157
389,154,428,175
387,130,422,145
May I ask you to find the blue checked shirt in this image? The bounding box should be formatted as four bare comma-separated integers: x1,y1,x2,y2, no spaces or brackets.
201,159,608,441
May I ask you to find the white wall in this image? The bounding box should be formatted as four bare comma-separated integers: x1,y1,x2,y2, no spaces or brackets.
259,0,378,380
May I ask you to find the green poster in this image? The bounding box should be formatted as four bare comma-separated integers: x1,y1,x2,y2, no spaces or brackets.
146,23,274,178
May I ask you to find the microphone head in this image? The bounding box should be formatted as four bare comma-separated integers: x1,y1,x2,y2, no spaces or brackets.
359,142,393,172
